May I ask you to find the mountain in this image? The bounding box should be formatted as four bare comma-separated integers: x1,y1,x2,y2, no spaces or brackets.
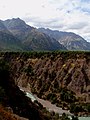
0,20,8,31
1,17,90,51
38,28,90,51
22,29,66,51
3,18,33,40
2,18,66,51
0,21,22,51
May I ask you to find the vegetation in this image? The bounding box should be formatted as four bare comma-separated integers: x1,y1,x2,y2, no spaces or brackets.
0,105,17,120
0,51,90,119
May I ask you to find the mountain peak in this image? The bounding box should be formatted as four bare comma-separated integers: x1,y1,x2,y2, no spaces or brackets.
0,20,8,31
2,18,33,40
3,17,32,30
38,27,90,50
0,18,90,51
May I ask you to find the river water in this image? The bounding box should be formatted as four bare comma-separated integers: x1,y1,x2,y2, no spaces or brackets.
68,116,90,120
19,87,90,120
79,117,90,120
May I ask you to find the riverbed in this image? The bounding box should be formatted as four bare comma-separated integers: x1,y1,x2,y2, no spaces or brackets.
79,117,90,120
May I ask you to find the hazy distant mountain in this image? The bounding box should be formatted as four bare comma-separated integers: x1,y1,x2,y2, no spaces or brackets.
38,28,90,50
2,18,66,51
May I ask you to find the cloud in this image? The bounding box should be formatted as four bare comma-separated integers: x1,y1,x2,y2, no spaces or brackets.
0,0,90,41
23,16,64,29
21,0,90,42
67,22,88,30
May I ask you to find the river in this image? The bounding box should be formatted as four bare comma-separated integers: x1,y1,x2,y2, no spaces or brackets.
79,117,90,120
19,87,90,120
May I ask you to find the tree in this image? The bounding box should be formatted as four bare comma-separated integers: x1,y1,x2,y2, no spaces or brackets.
61,113,70,120
72,116,79,120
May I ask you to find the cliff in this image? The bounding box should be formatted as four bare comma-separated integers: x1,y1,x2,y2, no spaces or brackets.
0,51,90,116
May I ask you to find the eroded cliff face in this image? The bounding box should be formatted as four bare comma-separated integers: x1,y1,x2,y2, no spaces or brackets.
2,52,90,103
0,57,48,120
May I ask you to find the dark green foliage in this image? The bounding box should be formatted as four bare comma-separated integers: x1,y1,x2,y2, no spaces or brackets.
70,103,90,116
60,89,76,103
61,113,70,120
72,116,79,120
44,82,50,92
70,103,83,113
82,103,90,112
24,64,34,76
3,50,90,60
86,104,90,112
46,93,56,100
46,93,57,104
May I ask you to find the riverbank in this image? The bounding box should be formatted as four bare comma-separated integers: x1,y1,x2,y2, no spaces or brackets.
35,95,72,116
19,87,90,118
19,87,73,116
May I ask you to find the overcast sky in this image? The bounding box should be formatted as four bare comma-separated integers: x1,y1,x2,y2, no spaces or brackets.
0,0,90,41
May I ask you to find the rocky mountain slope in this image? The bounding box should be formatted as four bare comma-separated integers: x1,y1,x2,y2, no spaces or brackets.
0,18,90,51
0,20,8,31
1,51,90,116
38,28,90,51
0,18,66,51
0,21,22,51
22,29,66,51
3,18,33,40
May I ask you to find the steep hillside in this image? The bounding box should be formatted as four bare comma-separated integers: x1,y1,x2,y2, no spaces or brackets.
0,18,90,51
38,28,90,51
0,37,22,52
0,56,71,120
0,20,9,32
0,18,66,51
0,21,23,51
0,105,29,120
22,29,66,51
1,51,90,116
0,31,23,51
3,18,33,40
0,59,47,120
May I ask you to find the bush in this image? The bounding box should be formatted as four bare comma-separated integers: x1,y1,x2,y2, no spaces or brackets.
70,103,83,113
60,89,76,103
61,113,70,120
72,116,79,120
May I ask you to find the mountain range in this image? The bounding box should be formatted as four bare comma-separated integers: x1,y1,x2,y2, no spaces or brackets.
0,18,90,51
38,28,90,51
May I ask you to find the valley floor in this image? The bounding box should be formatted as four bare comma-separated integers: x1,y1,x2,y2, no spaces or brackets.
19,87,73,116
35,95,73,116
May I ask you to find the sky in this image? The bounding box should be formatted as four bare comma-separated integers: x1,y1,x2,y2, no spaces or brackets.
0,0,90,41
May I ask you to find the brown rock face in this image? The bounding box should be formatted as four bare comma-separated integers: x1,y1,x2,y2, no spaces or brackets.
3,52,90,102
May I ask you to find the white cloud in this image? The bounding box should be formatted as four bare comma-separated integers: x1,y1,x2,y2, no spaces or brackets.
0,0,90,41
